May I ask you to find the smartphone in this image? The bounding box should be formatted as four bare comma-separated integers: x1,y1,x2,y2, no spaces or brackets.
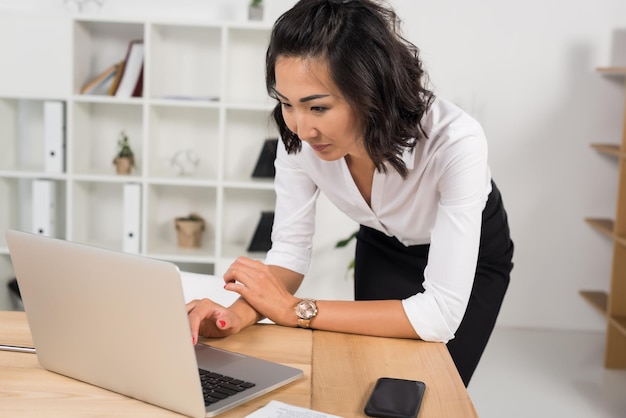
364,377,426,418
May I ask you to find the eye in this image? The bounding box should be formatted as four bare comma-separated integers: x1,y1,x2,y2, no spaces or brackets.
280,101,293,110
311,106,327,113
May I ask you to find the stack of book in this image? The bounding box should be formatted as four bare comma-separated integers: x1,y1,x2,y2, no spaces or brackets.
79,39,144,97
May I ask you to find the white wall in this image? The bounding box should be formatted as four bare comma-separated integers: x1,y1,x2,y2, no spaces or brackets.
2,0,626,333
393,0,626,332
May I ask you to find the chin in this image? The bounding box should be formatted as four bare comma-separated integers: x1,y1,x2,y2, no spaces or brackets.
314,151,344,162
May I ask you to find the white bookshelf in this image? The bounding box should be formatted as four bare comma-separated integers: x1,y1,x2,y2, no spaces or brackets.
0,15,278,309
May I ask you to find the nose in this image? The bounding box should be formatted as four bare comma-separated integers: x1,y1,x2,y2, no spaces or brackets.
291,112,317,142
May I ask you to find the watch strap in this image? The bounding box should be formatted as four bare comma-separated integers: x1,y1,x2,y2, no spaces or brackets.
297,317,312,328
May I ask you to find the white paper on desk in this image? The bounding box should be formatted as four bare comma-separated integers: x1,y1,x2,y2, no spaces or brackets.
179,271,238,306
245,400,343,418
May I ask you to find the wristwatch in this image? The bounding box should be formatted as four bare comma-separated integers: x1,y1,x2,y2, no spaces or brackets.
294,299,318,328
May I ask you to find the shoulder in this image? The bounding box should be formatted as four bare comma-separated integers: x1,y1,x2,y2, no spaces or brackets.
423,97,485,140
420,97,487,158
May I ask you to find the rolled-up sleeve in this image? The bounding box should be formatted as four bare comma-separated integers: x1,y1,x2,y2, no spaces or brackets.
402,130,489,343
264,140,319,275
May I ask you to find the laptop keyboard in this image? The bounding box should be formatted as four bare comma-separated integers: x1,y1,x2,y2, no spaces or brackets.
199,369,256,405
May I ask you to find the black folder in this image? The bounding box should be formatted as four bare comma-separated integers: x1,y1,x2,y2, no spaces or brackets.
247,211,274,252
251,138,279,178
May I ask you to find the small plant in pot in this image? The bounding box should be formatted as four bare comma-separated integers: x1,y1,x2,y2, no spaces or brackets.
175,213,205,248
113,131,135,175
249,0,263,21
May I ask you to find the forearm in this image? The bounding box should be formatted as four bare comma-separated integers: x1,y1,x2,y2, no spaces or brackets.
306,300,420,339
268,264,303,293
229,297,265,328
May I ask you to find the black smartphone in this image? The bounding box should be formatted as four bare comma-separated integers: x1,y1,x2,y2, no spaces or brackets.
364,377,426,418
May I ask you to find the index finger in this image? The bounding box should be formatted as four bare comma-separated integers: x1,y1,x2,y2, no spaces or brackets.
186,299,215,344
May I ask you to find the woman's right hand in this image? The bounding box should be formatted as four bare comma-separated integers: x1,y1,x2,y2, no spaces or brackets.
186,298,244,344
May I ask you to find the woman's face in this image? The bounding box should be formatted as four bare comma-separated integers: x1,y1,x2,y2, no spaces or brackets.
273,56,365,161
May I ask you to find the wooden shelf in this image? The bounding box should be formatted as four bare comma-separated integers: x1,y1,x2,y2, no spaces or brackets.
579,293,626,346
583,67,626,369
580,290,608,316
610,316,626,336
585,218,626,247
597,67,626,76
585,218,614,238
590,143,623,157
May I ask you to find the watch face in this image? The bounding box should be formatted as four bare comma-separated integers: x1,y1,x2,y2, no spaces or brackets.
297,299,317,320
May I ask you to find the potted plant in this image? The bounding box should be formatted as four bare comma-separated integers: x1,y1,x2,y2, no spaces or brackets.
112,131,135,175
336,230,358,277
249,0,263,21
174,213,205,248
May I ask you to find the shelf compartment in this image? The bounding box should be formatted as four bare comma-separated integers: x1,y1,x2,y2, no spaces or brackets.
70,180,125,250
223,109,277,183
224,27,272,106
0,177,27,247
579,290,608,316
147,105,219,180
73,20,144,97
221,188,275,259
0,178,66,244
149,23,221,101
145,184,217,259
72,101,143,176
0,98,60,172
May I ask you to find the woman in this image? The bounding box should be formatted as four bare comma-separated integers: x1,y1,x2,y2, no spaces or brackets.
187,0,513,387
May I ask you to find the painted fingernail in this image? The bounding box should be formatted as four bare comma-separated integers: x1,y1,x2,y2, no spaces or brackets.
192,336,197,345
218,320,226,328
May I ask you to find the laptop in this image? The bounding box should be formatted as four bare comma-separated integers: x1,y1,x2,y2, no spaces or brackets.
5,230,303,417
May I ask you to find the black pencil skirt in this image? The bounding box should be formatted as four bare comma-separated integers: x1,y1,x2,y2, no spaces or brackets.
353,181,514,387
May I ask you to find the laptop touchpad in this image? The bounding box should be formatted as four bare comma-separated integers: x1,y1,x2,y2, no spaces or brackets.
195,344,245,369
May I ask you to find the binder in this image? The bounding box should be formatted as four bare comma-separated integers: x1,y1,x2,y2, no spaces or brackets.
44,101,65,174
123,183,142,253
251,138,278,178
31,179,56,237
247,211,274,252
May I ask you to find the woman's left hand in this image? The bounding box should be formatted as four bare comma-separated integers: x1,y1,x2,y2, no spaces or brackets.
223,256,299,326
186,298,243,343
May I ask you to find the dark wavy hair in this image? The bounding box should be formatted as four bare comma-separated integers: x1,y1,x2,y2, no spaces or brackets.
266,0,434,178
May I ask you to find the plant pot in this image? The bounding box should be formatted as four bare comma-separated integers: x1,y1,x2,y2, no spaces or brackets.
114,157,133,175
248,4,263,21
175,218,205,248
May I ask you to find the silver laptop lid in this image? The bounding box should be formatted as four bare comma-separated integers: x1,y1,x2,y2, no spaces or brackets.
6,230,206,418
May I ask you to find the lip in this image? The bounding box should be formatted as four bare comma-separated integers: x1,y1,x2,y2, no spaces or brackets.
310,144,330,153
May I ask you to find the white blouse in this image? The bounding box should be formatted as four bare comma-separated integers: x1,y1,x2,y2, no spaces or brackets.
264,97,492,343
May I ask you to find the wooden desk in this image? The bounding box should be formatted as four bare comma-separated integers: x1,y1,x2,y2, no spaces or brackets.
0,311,476,417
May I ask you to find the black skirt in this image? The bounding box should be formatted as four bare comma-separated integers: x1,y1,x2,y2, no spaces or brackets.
353,180,514,386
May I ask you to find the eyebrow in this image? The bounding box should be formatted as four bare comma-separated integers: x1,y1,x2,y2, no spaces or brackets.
273,90,330,103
